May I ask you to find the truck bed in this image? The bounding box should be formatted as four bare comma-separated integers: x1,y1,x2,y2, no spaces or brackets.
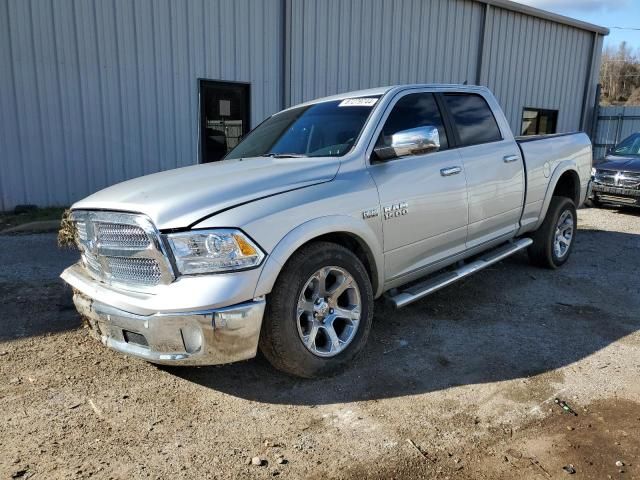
515,131,592,234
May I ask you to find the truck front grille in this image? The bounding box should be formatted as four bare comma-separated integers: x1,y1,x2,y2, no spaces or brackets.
105,257,163,286
594,169,640,189
72,211,173,290
95,223,151,249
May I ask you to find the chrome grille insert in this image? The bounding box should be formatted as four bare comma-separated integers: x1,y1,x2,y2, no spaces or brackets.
105,257,162,285
594,169,640,189
620,172,640,189
95,223,150,249
594,169,617,186
71,211,174,290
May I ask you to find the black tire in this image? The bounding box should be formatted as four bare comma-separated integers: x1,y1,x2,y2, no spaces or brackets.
528,196,577,269
259,241,374,378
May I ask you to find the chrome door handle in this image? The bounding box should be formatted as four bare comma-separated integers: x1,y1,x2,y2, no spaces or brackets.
440,166,462,177
503,154,519,163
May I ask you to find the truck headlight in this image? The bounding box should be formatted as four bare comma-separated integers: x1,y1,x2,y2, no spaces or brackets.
167,229,264,274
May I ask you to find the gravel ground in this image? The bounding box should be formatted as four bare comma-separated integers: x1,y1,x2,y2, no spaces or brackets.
1,207,639,479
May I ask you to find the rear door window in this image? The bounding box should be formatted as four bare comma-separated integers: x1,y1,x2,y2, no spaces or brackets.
443,93,502,146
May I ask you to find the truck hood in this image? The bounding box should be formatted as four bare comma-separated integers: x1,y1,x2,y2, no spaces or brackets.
72,156,341,229
597,155,640,173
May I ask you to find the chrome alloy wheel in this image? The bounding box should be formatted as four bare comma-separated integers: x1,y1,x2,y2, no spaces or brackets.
554,209,574,259
296,266,362,357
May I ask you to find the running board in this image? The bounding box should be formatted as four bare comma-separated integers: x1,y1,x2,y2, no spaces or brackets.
388,238,533,308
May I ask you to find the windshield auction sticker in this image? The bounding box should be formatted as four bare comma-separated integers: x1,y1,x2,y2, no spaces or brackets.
339,98,379,107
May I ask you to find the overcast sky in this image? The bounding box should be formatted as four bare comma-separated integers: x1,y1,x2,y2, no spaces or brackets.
516,0,640,49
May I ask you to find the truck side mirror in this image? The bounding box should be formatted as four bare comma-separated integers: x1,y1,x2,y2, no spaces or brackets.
373,126,441,161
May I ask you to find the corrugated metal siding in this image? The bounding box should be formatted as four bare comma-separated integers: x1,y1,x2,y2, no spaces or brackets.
0,0,282,210
481,6,595,134
288,0,600,137
1,0,604,210
287,0,484,105
594,106,640,160
583,33,604,133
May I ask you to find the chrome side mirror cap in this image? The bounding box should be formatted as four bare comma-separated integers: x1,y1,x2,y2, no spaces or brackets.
373,126,441,161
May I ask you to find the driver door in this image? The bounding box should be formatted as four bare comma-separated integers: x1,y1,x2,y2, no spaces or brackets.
367,91,469,281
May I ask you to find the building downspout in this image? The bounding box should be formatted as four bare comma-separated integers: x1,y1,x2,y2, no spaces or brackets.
281,0,291,110
579,32,599,134
476,3,491,86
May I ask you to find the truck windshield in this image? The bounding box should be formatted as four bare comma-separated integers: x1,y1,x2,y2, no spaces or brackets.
225,97,380,159
612,133,640,156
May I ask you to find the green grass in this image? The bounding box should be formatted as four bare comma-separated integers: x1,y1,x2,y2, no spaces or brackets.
0,207,67,231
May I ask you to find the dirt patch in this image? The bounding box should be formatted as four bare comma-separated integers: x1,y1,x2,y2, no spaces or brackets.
0,281,78,340
480,398,640,479
324,398,640,480
0,208,639,479
500,370,566,405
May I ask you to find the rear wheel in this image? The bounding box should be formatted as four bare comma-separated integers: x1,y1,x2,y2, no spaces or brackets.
528,196,577,269
259,242,374,378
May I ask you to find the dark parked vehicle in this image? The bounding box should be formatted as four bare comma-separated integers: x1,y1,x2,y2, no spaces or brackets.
591,133,640,207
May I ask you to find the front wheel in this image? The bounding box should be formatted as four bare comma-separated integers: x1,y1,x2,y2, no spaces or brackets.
259,241,374,378
528,196,577,269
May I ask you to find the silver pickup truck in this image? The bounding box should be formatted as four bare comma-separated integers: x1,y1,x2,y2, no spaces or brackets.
61,84,592,377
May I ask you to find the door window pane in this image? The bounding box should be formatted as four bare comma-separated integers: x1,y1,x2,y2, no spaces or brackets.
376,93,448,151
443,93,502,146
200,80,250,163
520,108,558,136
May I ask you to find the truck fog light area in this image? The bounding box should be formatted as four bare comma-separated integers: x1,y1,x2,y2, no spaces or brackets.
180,326,203,354
214,309,251,330
166,229,265,275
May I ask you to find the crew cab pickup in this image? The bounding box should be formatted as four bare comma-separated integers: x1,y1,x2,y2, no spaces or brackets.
61,84,592,377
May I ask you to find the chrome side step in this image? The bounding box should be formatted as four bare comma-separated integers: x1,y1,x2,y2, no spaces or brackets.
389,238,533,308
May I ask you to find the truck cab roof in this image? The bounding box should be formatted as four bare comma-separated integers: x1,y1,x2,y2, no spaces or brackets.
289,83,493,111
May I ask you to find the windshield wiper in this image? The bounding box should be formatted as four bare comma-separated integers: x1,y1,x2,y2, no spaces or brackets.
261,153,308,158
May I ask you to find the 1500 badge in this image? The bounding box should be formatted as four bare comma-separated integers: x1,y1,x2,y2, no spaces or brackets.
383,202,408,220
362,202,409,220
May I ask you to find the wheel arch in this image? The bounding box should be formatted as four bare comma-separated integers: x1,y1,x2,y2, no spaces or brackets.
552,169,581,206
254,216,384,299
533,163,581,231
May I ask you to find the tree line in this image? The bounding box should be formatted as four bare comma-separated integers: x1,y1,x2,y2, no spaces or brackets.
600,42,640,106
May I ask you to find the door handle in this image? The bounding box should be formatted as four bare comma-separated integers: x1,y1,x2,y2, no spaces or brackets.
440,166,462,177
503,154,519,163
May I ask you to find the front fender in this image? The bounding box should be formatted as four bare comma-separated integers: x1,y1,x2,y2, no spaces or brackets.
253,215,385,299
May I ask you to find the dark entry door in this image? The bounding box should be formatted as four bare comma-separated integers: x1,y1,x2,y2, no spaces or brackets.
200,80,250,163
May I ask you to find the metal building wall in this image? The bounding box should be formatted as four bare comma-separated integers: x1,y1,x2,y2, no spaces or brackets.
1,0,605,211
286,0,485,105
480,5,599,135
0,0,283,211
286,0,603,137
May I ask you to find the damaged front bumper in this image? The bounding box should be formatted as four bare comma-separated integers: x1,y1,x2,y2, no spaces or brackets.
62,263,265,366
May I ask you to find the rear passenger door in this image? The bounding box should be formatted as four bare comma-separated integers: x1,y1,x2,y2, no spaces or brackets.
441,93,524,249
367,91,469,282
